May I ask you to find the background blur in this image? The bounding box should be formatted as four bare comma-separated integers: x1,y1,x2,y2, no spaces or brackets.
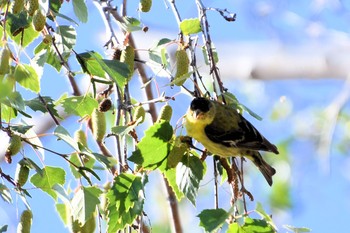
1,0,350,232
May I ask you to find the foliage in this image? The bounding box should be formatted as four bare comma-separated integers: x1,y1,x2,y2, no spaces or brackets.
0,0,309,232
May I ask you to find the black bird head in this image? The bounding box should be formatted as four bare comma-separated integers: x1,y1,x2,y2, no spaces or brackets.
190,97,211,113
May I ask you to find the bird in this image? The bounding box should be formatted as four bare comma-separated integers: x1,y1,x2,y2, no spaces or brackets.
184,97,279,186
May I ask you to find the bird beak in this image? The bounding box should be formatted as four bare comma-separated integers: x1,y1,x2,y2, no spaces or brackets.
193,109,202,119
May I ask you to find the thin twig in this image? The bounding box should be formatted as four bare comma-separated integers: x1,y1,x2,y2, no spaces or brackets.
0,169,17,187
50,29,81,96
207,7,236,22
196,0,226,98
38,94,60,126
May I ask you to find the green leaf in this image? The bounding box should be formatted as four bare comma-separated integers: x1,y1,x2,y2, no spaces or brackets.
23,158,43,176
56,203,70,226
222,92,262,121
76,51,106,77
117,16,142,32
0,104,16,121
71,186,102,225
148,38,172,67
14,64,40,93
30,166,66,200
25,96,60,118
69,153,95,179
110,117,142,137
180,18,201,35
255,202,277,231
88,52,130,89
7,91,25,112
72,0,88,23
52,184,70,203
6,13,40,47
284,225,311,233
0,225,8,233
49,0,62,14
162,168,184,201
10,124,33,134
106,173,144,232
34,40,50,55
176,155,204,206
90,152,117,170
227,223,244,233
242,218,276,233
201,44,219,65
0,75,15,100
128,121,173,168
54,125,80,151
34,48,62,71
0,184,12,203
61,95,98,117
6,12,30,36
51,12,79,25
198,208,229,232
55,26,76,58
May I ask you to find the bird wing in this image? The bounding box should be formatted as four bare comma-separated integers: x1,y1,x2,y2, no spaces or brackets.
205,111,278,154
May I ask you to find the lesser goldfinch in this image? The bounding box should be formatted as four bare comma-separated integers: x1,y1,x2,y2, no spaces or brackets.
184,97,279,186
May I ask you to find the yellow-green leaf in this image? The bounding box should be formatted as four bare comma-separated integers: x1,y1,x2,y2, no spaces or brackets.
180,18,201,35
14,64,40,93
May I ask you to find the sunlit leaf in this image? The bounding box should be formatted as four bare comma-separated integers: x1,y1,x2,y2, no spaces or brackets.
0,184,12,203
128,121,173,168
149,38,172,67
69,153,95,179
88,52,129,89
242,218,276,233
106,173,144,232
14,64,40,93
0,104,17,121
30,166,66,200
284,225,311,233
76,51,105,77
162,168,184,201
117,16,142,32
71,186,102,225
55,26,76,58
180,18,201,35
227,223,244,233
72,0,88,23
176,155,204,206
23,123,45,159
34,48,62,71
255,202,277,231
25,96,60,118
54,125,80,151
61,95,98,117
6,12,30,37
56,203,70,226
52,184,70,203
6,12,40,47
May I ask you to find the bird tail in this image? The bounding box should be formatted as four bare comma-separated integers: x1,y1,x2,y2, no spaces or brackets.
246,151,276,186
